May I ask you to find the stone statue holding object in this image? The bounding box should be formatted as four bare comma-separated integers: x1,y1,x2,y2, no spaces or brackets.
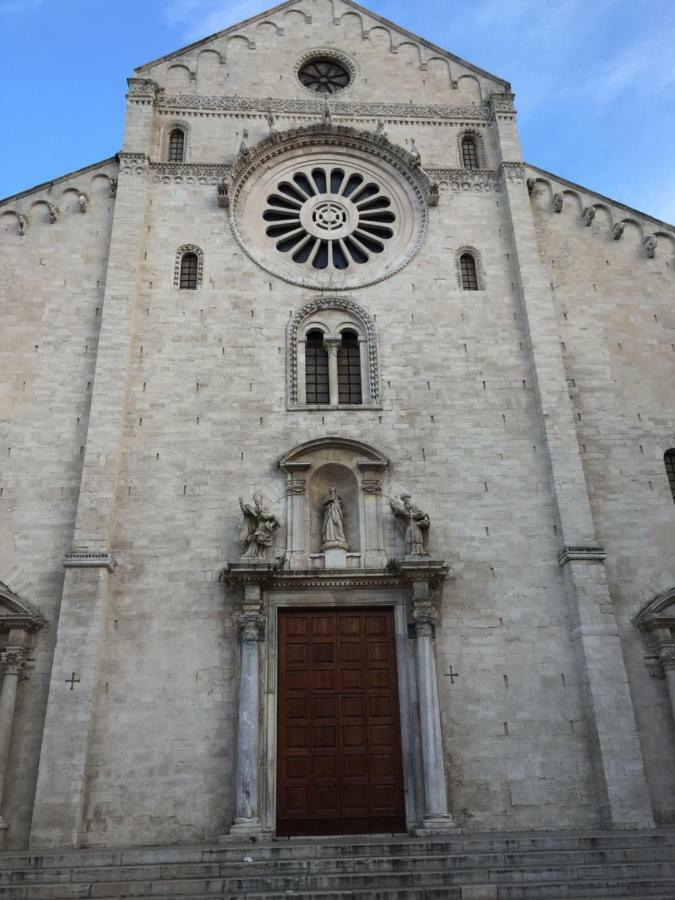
322,487,348,551
239,494,280,559
390,494,430,558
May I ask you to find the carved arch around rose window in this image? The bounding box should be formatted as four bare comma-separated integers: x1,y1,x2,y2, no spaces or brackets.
287,297,380,408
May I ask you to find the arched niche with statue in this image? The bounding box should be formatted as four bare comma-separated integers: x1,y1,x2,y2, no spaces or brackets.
278,437,388,569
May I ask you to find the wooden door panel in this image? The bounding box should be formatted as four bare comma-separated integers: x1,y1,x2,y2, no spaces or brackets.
277,607,406,837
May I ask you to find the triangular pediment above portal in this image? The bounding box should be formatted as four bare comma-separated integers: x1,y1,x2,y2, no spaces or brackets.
135,0,509,107
0,581,45,633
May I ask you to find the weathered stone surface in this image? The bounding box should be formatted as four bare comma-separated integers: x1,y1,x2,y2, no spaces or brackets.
0,0,673,854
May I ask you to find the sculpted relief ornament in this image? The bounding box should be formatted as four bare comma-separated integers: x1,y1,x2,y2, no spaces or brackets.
390,494,430,558
322,487,348,551
239,495,280,559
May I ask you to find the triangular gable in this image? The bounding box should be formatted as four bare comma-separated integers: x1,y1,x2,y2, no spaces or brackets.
0,581,45,632
134,0,509,91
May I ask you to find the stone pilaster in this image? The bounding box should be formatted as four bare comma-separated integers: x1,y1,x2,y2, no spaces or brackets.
283,463,310,570
30,85,158,850
492,93,653,828
358,461,387,568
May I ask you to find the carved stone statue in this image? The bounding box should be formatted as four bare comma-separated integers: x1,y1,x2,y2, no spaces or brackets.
611,221,625,240
322,487,348,551
409,138,421,166
239,129,250,157
47,203,58,224
17,214,26,236
644,234,657,258
390,494,430,558
239,494,280,559
552,193,563,213
321,98,332,127
78,194,88,213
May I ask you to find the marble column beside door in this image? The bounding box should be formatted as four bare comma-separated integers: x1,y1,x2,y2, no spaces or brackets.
230,584,264,835
411,581,457,831
0,635,29,848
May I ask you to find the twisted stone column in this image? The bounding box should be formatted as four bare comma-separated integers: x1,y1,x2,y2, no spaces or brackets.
0,643,28,847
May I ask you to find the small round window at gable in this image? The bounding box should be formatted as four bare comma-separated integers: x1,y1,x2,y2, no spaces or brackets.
298,57,351,93
264,165,396,271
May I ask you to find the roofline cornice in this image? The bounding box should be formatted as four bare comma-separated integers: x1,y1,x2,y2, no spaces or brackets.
0,156,118,208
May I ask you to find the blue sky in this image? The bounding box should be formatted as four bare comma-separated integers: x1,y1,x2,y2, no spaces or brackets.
1,0,674,222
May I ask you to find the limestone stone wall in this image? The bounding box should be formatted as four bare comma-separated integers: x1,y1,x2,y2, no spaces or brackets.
0,161,117,846
530,175,675,824
75,147,599,845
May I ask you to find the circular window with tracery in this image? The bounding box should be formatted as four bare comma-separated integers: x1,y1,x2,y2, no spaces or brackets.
298,57,351,94
264,166,396,271
229,138,428,291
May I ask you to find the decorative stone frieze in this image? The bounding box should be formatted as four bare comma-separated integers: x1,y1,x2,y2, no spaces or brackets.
150,162,227,187
159,93,492,122
427,167,501,193
127,78,159,103
117,153,148,177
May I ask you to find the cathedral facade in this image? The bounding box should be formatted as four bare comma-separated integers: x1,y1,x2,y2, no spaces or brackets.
1,0,674,852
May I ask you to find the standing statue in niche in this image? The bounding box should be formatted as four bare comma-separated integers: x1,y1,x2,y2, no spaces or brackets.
322,487,348,551
390,494,430,558
239,494,280,559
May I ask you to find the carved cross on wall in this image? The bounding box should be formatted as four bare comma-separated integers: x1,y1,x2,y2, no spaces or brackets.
445,665,460,685
65,672,80,690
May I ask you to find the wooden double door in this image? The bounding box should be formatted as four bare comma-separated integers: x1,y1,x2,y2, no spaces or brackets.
276,607,406,836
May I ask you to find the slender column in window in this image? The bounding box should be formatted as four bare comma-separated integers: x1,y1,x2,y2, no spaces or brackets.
358,336,371,404
337,330,362,405
304,330,329,404
324,338,341,406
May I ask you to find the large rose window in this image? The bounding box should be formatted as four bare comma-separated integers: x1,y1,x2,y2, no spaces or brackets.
228,129,429,290
263,166,396,271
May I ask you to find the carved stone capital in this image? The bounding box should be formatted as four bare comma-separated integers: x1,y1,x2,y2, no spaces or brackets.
127,78,159,102
237,610,265,642
0,645,29,678
659,643,675,672
286,476,306,495
412,602,437,638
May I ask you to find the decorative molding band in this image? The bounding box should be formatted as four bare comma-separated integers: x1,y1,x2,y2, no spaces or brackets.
117,153,148,177
150,162,229,186
63,552,116,572
222,562,448,592
158,94,492,122
426,168,501,192
558,545,607,566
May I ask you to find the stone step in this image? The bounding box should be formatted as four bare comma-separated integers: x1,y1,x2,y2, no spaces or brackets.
3,830,675,871
4,846,675,884
2,860,675,899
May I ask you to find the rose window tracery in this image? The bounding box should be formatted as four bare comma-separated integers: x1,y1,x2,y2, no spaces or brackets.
298,58,351,94
263,166,396,271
